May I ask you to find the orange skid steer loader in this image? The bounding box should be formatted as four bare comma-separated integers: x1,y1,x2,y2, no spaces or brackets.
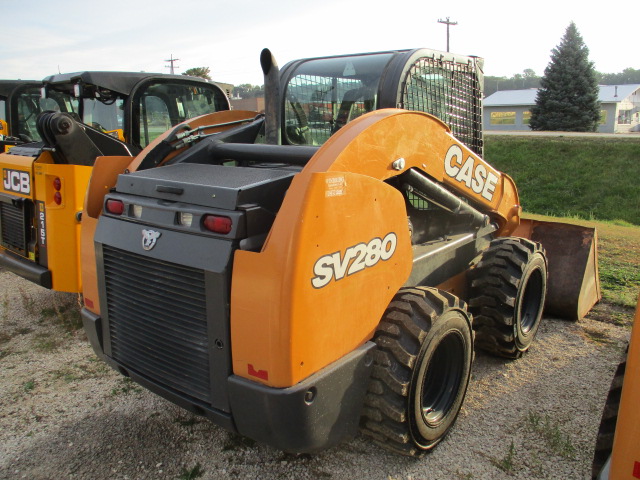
592,294,640,480
0,72,230,292
79,48,600,455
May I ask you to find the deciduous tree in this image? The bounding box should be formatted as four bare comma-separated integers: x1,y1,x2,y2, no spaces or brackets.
182,67,212,81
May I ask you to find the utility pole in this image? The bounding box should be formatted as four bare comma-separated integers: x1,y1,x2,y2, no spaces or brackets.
437,17,458,52
165,54,180,74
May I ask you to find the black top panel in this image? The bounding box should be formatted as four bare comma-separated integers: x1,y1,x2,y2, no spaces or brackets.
0,80,40,99
115,164,296,210
41,72,209,96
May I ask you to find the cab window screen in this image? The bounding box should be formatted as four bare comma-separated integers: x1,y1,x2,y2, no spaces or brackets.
403,57,483,156
284,53,392,146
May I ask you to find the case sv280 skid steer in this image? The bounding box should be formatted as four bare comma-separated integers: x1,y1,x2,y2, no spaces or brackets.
80,48,600,455
0,72,230,292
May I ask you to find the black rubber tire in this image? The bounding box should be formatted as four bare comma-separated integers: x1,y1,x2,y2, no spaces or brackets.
592,356,626,479
360,287,473,456
468,237,547,359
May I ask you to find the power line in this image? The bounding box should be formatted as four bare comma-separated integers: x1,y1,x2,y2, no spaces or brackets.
164,54,180,74
437,17,458,52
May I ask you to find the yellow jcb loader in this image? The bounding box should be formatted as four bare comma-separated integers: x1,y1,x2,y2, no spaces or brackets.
0,80,47,152
79,48,600,455
0,72,230,292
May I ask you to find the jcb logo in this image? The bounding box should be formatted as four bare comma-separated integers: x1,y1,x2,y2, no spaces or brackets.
3,169,31,195
311,233,397,289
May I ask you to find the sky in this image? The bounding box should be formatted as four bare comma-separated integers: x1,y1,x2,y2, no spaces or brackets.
2,0,635,87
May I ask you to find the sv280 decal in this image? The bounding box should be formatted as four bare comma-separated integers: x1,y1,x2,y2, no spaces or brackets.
311,232,397,289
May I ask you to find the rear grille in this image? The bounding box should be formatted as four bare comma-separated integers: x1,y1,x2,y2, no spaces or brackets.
103,245,211,404
0,200,28,254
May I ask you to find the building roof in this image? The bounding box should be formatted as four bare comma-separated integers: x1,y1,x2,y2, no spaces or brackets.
484,84,640,106
484,89,538,106
598,84,640,102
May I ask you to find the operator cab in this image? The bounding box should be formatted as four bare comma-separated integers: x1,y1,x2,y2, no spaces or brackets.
41,71,230,150
280,49,483,156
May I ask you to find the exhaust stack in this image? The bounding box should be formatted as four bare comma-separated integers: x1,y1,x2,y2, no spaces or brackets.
260,48,281,145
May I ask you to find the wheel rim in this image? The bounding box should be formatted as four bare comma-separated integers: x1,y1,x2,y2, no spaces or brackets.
520,266,544,334
420,331,465,426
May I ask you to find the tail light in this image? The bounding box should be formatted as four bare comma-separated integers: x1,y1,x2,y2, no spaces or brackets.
105,199,125,215
53,177,62,205
203,215,232,234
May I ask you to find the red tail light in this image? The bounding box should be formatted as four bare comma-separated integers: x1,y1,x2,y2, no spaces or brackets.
53,177,61,191
203,215,232,234
53,192,62,205
105,199,125,215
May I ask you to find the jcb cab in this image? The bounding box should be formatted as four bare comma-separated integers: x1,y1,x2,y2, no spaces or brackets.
0,80,46,152
0,72,230,292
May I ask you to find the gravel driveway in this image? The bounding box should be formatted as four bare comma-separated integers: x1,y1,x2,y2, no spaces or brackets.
0,269,631,480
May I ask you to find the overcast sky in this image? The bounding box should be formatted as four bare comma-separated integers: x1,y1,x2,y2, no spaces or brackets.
2,0,634,86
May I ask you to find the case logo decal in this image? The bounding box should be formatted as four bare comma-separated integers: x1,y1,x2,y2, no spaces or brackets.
444,144,498,201
312,232,397,289
3,169,31,194
142,229,161,251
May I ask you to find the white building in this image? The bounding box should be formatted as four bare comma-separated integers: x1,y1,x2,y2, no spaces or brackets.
483,85,640,133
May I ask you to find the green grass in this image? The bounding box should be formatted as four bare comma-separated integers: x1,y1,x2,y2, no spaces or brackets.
40,299,83,332
492,441,516,472
33,332,62,352
485,136,640,226
177,464,205,480
526,411,576,459
110,377,142,396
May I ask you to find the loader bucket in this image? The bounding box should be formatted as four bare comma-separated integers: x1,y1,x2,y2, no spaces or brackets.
513,219,601,320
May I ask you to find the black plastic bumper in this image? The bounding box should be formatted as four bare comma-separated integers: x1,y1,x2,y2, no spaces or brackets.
81,307,375,453
228,342,375,453
0,249,51,288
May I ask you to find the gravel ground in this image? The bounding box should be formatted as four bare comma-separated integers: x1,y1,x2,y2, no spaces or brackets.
0,268,632,480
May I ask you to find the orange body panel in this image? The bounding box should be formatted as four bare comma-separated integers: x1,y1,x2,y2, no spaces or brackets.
81,155,133,312
609,295,640,479
231,110,522,388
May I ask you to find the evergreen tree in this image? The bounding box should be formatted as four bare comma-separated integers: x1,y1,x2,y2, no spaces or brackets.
529,22,600,131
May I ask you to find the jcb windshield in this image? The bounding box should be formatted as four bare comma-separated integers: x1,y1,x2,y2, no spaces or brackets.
283,53,393,145
82,97,125,136
15,87,76,142
137,82,229,147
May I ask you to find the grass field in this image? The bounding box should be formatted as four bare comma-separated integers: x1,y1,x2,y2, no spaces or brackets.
485,136,640,226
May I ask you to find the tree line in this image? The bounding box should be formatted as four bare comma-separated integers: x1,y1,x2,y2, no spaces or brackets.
181,23,635,132
485,68,640,97
182,66,639,101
